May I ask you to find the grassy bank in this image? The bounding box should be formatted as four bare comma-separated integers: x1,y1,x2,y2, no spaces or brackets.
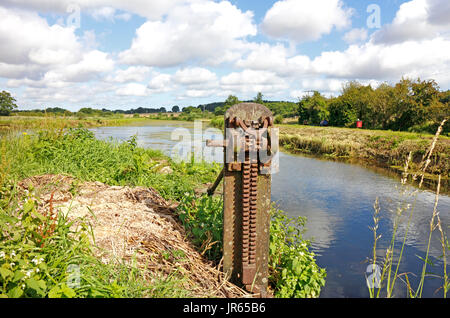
278,123,450,188
0,115,175,131
0,128,325,298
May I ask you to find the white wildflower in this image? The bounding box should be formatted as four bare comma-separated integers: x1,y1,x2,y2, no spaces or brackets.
0,251,5,258
11,250,16,257
25,269,33,278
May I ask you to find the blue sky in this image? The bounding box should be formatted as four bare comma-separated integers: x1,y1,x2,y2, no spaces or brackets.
0,0,449,111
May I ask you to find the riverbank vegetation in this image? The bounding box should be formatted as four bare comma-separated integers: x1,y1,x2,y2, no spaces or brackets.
278,123,449,185
0,128,325,298
366,121,449,298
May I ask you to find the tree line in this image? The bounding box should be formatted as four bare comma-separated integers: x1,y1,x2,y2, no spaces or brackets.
297,78,449,133
1,77,448,134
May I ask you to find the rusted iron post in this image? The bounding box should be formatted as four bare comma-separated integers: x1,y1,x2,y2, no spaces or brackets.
207,103,276,297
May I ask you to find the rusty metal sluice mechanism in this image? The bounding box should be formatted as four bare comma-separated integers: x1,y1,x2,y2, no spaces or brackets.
206,102,278,297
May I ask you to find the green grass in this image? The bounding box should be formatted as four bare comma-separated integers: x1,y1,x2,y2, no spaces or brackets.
0,183,190,298
0,115,189,132
176,193,326,298
5,129,220,201
278,124,450,181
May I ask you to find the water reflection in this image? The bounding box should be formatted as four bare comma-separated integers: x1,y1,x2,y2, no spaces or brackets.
90,124,449,298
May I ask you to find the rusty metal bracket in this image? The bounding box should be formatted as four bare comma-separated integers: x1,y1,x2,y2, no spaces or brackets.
206,102,275,297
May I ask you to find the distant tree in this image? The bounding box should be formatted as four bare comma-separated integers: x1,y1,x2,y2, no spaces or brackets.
440,90,450,105
385,78,441,131
224,95,240,108
45,107,67,113
213,95,241,116
0,90,18,116
214,106,225,116
78,107,95,114
266,101,298,117
172,105,180,113
371,83,396,129
203,102,225,112
298,91,329,125
328,82,374,128
254,92,264,104
274,114,284,124
182,106,199,113
159,107,167,113
328,96,358,127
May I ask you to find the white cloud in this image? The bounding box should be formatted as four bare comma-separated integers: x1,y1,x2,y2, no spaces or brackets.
343,28,368,44
119,1,256,67
147,73,173,92
115,12,132,21
310,37,450,87
2,0,450,108
236,43,289,71
49,50,114,82
220,69,288,95
236,42,312,78
116,83,148,96
0,7,80,67
106,66,152,83
290,79,344,99
0,0,188,20
261,0,353,43
184,89,216,98
427,0,450,26
89,6,134,21
0,5,117,108
300,78,346,93
303,0,450,88
0,6,114,82
372,0,450,44
91,6,116,21
290,90,306,99
173,67,217,85
21,81,115,106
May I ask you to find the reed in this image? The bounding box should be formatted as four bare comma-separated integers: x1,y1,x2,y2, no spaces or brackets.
367,119,449,298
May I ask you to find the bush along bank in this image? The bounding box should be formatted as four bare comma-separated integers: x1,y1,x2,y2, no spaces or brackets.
0,128,326,298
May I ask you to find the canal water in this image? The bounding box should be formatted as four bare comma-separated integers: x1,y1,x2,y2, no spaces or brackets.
90,122,449,298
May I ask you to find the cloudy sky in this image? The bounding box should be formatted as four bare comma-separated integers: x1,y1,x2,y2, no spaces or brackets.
1,0,449,111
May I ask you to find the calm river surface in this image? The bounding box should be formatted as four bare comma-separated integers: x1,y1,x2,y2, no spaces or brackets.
90,122,449,298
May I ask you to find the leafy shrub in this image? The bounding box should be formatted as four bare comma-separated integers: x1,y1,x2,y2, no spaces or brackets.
10,128,219,202
0,187,114,298
274,115,284,125
177,193,223,261
0,182,188,298
209,117,224,129
269,208,326,298
176,194,327,298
